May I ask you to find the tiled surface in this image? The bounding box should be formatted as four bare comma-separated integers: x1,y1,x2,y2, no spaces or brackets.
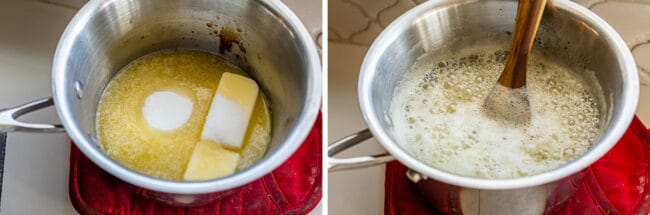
0,0,321,214
328,0,650,214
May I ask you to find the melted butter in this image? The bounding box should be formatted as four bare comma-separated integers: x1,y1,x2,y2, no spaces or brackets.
96,50,271,180
390,49,601,178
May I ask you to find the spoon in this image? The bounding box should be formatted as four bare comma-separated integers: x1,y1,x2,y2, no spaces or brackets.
483,0,548,125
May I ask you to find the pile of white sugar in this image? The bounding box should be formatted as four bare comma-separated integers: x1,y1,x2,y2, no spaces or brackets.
142,91,193,131
390,49,602,178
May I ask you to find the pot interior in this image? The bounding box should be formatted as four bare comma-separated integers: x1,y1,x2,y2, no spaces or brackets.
54,0,319,188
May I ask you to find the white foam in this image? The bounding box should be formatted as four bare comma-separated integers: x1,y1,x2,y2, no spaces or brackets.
390,50,601,178
142,91,193,131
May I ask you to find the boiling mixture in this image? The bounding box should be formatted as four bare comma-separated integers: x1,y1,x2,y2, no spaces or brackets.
390,48,602,178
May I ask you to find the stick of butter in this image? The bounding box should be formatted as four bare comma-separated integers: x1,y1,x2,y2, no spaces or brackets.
183,140,240,180
201,72,259,149
184,73,258,181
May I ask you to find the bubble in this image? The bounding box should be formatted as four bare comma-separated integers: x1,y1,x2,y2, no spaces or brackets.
446,105,456,113
550,87,560,94
408,117,416,124
475,76,484,82
562,148,576,158
546,79,556,86
443,81,452,89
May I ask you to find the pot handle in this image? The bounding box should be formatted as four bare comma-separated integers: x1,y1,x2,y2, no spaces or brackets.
328,128,395,171
0,98,65,133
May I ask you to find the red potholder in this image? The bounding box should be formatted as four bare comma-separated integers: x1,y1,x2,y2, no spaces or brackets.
385,116,650,215
69,114,321,215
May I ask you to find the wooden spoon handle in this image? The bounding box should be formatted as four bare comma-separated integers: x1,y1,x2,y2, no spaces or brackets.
498,0,548,88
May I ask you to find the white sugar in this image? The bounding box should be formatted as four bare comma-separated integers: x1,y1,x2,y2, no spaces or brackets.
142,91,193,131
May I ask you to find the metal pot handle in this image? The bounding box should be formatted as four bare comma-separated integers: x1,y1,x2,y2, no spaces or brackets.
0,98,65,133
328,128,395,171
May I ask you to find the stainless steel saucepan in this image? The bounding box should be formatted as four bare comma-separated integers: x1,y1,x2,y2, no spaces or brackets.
329,0,638,213
0,0,321,206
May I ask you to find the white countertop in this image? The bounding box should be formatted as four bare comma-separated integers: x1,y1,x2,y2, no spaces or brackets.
0,0,322,214
328,0,650,214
